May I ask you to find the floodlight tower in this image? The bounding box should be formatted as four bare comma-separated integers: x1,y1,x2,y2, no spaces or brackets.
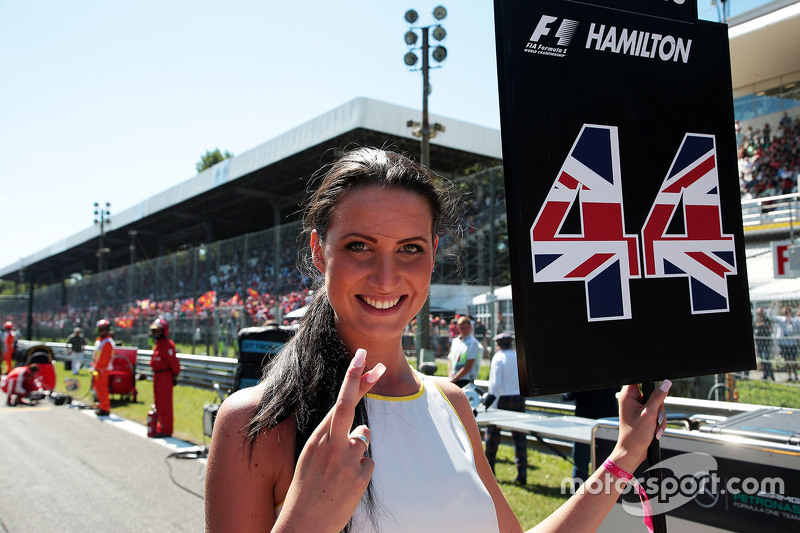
404,6,447,357
403,6,448,171
94,202,111,273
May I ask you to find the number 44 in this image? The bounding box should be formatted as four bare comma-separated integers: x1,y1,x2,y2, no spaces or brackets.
530,124,736,321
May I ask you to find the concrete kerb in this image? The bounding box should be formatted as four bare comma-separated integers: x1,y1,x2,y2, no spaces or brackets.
72,405,208,463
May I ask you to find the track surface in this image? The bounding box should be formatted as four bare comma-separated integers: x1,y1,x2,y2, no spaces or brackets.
0,394,206,532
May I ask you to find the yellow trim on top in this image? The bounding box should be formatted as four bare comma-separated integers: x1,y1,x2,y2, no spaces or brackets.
432,380,476,458
366,379,425,401
743,221,792,232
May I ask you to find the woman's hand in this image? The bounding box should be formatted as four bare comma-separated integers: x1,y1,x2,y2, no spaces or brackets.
273,348,385,533
609,380,671,473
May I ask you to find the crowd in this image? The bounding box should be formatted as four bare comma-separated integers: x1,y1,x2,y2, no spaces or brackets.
738,111,800,199
752,304,800,382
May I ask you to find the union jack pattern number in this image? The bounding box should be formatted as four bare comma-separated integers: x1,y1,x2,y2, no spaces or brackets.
530,124,737,321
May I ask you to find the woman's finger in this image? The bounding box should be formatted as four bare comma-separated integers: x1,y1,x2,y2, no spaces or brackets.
329,348,384,440
644,379,672,414
656,407,667,440
349,424,371,456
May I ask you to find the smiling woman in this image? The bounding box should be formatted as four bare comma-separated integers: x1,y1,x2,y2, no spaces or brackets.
311,187,438,349
203,147,671,533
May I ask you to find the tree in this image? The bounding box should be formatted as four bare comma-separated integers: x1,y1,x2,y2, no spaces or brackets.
196,148,233,173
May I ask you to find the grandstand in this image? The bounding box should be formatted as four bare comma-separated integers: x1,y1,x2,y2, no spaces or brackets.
0,98,505,348
2,1,799,351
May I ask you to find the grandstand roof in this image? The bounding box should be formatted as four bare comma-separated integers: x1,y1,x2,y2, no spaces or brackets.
3,97,501,284
728,0,800,90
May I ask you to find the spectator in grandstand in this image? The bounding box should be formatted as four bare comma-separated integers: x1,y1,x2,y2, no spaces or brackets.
484,333,527,486
205,146,670,533
754,307,775,381
775,306,800,383
65,327,86,375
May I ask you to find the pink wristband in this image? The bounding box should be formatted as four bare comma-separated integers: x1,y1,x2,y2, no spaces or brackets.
602,459,654,533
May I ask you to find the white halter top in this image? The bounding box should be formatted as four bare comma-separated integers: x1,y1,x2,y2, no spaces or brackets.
349,373,499,532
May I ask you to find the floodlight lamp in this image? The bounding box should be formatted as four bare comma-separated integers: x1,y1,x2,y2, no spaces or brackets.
404,30,418,46
405,9,418,23
433,5,447,20
404,51,418,66
432,25,446,41
432,45,447,62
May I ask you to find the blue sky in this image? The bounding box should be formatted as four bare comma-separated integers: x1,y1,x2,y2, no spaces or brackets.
0,0,500,273
0,0,746,274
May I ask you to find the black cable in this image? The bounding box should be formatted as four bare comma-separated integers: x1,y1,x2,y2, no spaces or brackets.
164,452,206,499
529,432,575,466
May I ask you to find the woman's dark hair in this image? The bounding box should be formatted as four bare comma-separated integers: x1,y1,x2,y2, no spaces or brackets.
247,147,459,531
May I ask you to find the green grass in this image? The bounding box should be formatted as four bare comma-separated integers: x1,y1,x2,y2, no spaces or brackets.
53,362,222,445
408,357,491,381
491,443,572,529
736,379,800,408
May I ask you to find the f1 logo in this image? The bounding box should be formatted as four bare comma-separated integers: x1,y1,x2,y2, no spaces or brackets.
529,15,579,46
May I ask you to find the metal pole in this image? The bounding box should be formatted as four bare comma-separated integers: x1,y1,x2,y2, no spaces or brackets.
416,25,432,357
98,216,104,274
127,230,137,306
26,273,34,340
489,168,496,342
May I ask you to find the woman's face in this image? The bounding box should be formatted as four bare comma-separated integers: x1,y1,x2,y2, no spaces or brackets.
311,186,438,348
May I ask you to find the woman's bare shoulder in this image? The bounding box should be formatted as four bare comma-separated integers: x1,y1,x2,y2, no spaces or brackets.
429,376,465,397
428,377,473,412
212,381,296,451
205,381,297,532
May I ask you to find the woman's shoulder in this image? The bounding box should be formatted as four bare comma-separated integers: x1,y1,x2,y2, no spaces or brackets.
214,382,296,445
220,380,265,412
427,377,472,415
206,382,297,531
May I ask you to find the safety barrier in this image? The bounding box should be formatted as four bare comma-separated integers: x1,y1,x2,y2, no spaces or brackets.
45,342,237,392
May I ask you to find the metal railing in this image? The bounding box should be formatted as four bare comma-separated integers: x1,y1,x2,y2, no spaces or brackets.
741,192,800,233
46,342,237,391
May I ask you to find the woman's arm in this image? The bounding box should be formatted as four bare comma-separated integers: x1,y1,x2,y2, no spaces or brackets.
206,348,386,533
205,384,294,532
439,379,669,533
530,382,671,533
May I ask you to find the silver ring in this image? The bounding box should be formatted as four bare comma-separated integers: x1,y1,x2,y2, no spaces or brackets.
352,434,369,451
